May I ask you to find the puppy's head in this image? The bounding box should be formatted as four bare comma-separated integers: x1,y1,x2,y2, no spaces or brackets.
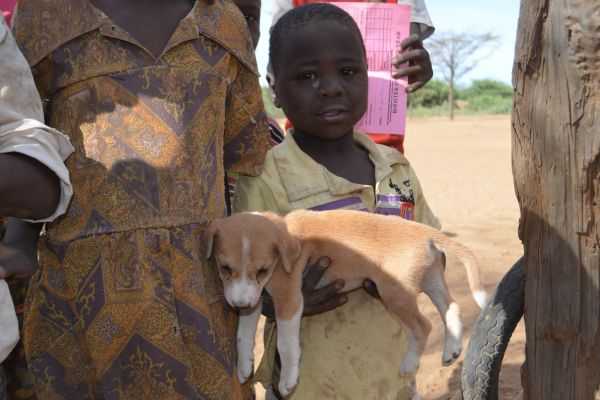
206,212,300,309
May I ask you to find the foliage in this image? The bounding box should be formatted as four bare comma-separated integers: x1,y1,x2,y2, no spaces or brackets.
408,79,513,117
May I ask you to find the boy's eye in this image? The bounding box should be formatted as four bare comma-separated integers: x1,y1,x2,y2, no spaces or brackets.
245,15,257,23
298,72,317,81
341,67,357,76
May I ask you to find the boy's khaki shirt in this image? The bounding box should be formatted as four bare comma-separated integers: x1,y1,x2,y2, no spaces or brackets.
235,132,440,400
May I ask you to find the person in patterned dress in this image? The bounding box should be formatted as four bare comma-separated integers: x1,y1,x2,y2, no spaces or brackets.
10,0,272,398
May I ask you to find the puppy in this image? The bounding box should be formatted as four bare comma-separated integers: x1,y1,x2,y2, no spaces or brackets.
206,210,487,397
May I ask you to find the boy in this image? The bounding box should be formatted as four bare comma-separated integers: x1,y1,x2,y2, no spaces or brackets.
235,4,440,399
270,0,435,154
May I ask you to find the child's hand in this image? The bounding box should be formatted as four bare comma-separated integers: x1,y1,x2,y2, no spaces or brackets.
301,257,347,316
392,34,433,93
261,257,347,319
0,240,39,279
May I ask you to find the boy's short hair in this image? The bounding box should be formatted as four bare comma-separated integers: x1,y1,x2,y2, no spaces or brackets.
269,3,366,78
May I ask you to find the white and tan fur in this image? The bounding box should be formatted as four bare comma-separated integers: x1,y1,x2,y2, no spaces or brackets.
206,210,487,397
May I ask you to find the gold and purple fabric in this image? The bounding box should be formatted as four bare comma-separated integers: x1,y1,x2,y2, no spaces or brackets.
12,0,270,398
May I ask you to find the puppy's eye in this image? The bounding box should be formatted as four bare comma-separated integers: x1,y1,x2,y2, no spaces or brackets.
220,265,232,278
256,268,269,281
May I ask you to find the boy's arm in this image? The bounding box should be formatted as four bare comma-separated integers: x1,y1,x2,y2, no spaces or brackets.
0,218,41,279
0,19,74,221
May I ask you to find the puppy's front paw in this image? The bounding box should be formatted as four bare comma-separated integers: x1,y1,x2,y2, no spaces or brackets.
278,368,299,397
237,357,254,383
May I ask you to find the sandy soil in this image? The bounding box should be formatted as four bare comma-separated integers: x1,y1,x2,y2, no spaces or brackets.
255,115,526,400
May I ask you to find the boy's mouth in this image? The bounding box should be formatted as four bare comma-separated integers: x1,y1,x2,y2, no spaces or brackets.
317,107,349,122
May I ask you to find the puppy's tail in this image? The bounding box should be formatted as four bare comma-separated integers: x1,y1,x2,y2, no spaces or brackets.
433,235,488,309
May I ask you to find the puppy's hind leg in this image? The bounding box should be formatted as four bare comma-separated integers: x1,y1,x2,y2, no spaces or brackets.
422,263,463,366
237,299,263,383
379,289,431,376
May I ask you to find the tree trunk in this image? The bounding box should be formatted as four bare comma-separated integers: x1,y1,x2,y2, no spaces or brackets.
512,0,600,399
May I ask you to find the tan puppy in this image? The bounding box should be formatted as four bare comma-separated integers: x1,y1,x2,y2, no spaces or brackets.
206,210,487,397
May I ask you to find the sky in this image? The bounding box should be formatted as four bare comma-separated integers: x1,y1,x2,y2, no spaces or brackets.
255,0,521,87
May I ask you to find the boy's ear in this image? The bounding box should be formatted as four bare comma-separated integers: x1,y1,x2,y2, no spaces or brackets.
205,220,220,260
274,232,301,274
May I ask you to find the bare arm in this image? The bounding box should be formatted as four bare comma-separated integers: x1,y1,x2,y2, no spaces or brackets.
0,153,60,219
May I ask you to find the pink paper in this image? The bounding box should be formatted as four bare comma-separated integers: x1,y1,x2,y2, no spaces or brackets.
333,3,411,135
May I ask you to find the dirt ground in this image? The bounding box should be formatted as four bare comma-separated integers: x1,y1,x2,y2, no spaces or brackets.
255,115,526,400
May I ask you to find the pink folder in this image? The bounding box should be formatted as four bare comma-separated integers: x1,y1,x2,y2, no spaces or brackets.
333,3,411,135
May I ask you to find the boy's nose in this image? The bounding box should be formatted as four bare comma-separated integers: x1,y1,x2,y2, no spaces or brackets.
318,77,343,97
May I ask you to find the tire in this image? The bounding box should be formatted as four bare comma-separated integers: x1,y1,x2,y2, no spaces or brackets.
461,257,525,400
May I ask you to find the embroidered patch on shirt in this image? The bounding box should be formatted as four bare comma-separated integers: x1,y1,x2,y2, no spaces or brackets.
375,194,415,220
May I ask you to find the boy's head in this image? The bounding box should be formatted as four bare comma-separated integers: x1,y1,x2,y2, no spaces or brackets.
269,4,368,140
233,0,261,49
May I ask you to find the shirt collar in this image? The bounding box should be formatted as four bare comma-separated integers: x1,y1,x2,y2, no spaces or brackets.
273,131,408,202
14,0,257,74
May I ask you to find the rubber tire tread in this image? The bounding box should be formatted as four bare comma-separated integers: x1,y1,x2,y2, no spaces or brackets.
461,257,525,400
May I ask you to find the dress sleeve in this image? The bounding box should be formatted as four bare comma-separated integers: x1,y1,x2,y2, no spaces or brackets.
223,59,271,177
398,0,435,39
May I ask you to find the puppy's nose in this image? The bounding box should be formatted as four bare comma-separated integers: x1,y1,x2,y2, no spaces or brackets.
233,299,252,309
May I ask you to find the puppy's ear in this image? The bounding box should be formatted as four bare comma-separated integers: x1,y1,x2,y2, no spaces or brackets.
275,232,301,274
205,220,220,260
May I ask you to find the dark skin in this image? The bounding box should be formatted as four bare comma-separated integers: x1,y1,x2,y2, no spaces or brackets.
274,21,374,187
0,153,60,220
89,0,195,58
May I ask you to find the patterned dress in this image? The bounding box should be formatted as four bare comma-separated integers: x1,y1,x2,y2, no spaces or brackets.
12,1,270,399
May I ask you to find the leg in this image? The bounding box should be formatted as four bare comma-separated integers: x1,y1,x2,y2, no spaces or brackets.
274,298,303,397
423,266,463,365
379,290,431,375
237,299,263,383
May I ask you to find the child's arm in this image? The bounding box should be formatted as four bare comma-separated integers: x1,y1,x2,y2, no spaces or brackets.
0,20,74,221
0,154,60,220
392,34,433,93
0,218,41,279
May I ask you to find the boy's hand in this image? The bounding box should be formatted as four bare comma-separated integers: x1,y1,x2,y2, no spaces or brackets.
392,34,433,93
262,257,347,319
0,240,39,279
301,257,347,316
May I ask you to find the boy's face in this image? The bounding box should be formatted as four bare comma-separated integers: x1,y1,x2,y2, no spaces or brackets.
234,0,261,49
273,20,368,140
